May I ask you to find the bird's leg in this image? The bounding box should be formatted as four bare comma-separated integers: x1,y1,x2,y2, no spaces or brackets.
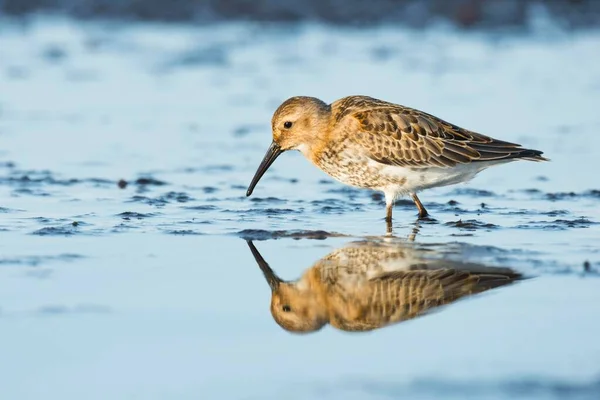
385,203,393,234
384,192,394,234
407,222,420,242
410,192,429,219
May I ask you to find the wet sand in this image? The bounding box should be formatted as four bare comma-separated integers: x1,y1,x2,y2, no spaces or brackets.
1,16,600,400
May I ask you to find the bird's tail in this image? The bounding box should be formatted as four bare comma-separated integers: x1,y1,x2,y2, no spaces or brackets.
517,149,550,162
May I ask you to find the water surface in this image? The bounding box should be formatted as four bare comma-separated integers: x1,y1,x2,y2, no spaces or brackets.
1,16,599,400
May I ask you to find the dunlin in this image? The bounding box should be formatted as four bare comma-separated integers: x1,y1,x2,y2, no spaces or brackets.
247,240,521,333
246,95,548,225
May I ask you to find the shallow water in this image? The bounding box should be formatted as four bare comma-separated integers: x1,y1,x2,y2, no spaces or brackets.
1,17,600,400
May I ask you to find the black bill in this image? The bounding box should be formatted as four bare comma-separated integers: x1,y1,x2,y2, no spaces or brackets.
246,240,282,291
246,141,283,197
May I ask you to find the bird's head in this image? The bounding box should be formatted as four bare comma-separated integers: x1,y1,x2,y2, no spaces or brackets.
246,241,328,333
268,282,328,333
246,96,330,197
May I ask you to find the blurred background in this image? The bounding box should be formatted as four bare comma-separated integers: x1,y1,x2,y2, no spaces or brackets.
2,0,600,28
1,2,600,400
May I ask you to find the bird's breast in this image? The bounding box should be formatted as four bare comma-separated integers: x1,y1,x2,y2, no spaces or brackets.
314,147,410,191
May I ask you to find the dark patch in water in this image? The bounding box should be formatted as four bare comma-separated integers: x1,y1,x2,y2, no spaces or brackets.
310,198,362,213
201,165,234,172
0,207,22,213
349,377,600,398
250,197,286,204
202,187,218,194
240,208,302,216
165,229,204,235
586,189,600,198
521,188,542,194
546,190,600,201
371,45,395,61
3,172,78,186
85,178,115,186
318,205,346,214
319,179,334,185
163,191,194,202
581,261,600,275
31,226,80,236
541,210,570,217
0,161,16,168
518,218,596,231
41,45,67,62
326,186,362,196
182,205,218,211
450,188,496,197
0,253,84,267
128,195,168,207
117,179,128,189
37,304,111,315
546,191,577,201
0,169,118,189
161,45,228,70
135,177,167,186
394,199,418,207
111,223,141,232
371,192,384,202
232,124,264,137
117,211,157,219
236,229,346,241
12,188,51,196
445,219,499,231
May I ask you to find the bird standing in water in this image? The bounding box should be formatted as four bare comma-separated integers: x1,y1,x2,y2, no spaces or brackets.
246,95,547,228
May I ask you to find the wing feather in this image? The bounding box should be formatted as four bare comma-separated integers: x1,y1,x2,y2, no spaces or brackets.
343,102,547,168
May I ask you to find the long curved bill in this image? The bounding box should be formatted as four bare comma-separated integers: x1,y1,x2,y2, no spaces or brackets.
246,141,283,197
246,240,282,291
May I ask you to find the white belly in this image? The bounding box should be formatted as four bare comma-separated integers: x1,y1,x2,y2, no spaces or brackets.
311,148,506,199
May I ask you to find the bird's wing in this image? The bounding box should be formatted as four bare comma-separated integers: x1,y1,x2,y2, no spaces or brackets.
327,268,516,332
347,106,545,168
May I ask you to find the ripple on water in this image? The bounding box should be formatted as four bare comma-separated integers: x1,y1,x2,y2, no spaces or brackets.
249,197,287,204
230,208,303,216
0,207,23,213
181,205,219,211
0,253,85,267
134,177,167,186
164,229,204,235
445,219,499,231
344,377,600,399
449,188,497,197
127,195,169,207
162,191,195,202
545,190,600,201
117,211,160,219
516,218,597,231
36,304,111,316
236,229,347,241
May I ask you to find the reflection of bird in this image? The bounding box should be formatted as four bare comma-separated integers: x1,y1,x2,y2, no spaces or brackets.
247,240,522,333
246,95,548,227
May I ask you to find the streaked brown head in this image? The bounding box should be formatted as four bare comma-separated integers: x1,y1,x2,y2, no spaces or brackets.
246,240,328,333
246,96,330,197
268,283,328,333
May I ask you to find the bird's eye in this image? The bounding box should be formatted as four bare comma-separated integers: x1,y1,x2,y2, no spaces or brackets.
282,305,291,312
283,121,293,129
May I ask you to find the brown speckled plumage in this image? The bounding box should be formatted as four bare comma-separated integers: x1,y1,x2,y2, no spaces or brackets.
248,240,522,333
247,95,549,225
331,96,547,168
